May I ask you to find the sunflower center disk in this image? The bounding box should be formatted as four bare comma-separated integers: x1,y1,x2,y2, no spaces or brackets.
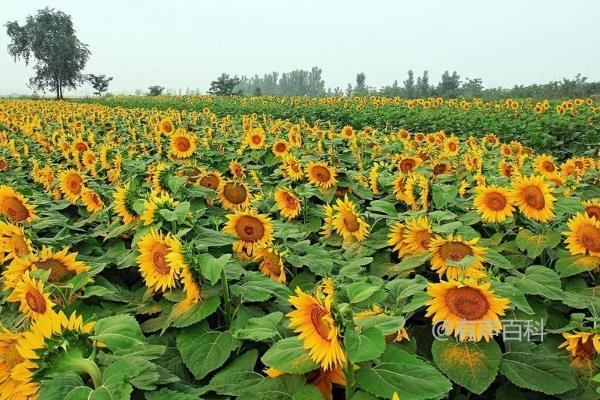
151,244,171,275
400,159,416,172
25,288,47,313
264,254,281,276
439,242,472,262
199,175,218,189
312,166,330,182
174,137,191,151
446,286,490,320
578,225,600,252
34,259,72,283
68,176,83,194
223,183,248,204
542,161,555,172
415,230,431,249
586,206,600,220
3,196,29,222
576,339,597,359
523,185,545,210
485,192,507,211
342,213,360,233
310,306,331,339
236,216,265,242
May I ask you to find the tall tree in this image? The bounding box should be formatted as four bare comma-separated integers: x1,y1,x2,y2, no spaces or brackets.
437,70,461,97
209,73,241,95
87,74,113,96
147,85,164,96
403,70,415,98
416,70,431,97
5,8,90,99
354,72,368,96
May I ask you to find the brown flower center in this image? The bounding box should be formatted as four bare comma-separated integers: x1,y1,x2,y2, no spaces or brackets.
433,164,447,175
415,230,431,249
522,185,545,210
1,196,30,222
235,215,265,242
223,183,248,204
67,174,83,195
585,206,600,220
400,159,416,173
311,166,331,183
578,225,600,253
284,193,298,209
310,305,331,339
25,288,47,313
75,142,88,152
251,134,262,145
485,191,507,211
448,142,457,152
34,259,73,283
439,241,473,262
342,212,360,233
0,159,7,171
275,142,287,153
263,252,282,277
199,174,219,189
446,286,489,320
174,136,191,152
576,338,597,359
542,161,555,172
151,243,171,275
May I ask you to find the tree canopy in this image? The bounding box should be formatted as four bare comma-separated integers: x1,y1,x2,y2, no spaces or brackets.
87,74,113,96
5,7,90,99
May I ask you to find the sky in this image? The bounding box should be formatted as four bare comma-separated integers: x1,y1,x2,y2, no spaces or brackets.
1,0,599,96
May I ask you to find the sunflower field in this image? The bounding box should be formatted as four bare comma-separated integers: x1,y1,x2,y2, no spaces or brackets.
1,98,600,400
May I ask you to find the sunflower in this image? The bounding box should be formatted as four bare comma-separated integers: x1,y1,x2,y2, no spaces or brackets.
7,271,54,320
429,235,487,280
559,332,600,360
330,196,369,242
341,125,354,139
158,118,174,134
510,175,556,222
81,188,104,213
285,156,304,181
0,332,39,400
140,191,179,225
0,185,37,223
272,139,289,157
392,173,408,202
583,199,600,220
0,221,32,262
564,213,600,257
444,136,460,156
3,246,90,289
533,154,557,175
274,188,301,219
404,173,429,211
169,129,197,159
387,222,405,254
223,209,274,255
218,180,252,210
399,216,433,257
254,246,286,283
306,162,337,189
229,161,245,178
198,170,222,191
473,186,514,223
58,169,85,203
113,182,139,225
245,128,266,149
498,160,516,178
398,156,420,173
426,280,510,342
288,286,346,370
137,229,181,292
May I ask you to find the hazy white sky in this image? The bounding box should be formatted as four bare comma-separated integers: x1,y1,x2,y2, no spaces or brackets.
1,0,599,95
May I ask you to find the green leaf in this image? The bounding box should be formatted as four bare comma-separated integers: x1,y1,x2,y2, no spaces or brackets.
231,272,290,302
234,312,283,341
176,324,235,380
204,349,262,396
499,351,576,394
555,253,600,277
388,251,431,276
197,253,231,285
555,196,585,216
355,315,405,336
293,385,323,400
357,345,452,400
368,200,397,217
345,326,386,363
261,337,319,374
431,338,501,395
39,372,86,400
238,375,306,400
346,282,381,304
145,389,199,400
91,315,145,352
485,248,515,270
515,229,561,258
171,296,221,328
432,183,458,209
506,265,563,300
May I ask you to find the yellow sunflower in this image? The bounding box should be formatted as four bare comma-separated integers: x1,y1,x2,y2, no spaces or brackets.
510,175,556,222
404,173,429,211
245,128,266,149
3,246,90,289
306,162,337,189
387,222,405,254
473,186,514,223
341,125,354,139
533,154,557,175
564,213,600,257
559,332,600,360
254,246,286,283
137,229,181,292
218,180,252,210
113,182,139,225
399,216,433,257
330,196,369,242
0,221,32,262
223,209,274,255
285,156,304,181
426,280,510,342
264,366,345,400
81,187,104,213
170,129,197,159
198,170,222,191
583,199,600,220
429,235,487,280
158,118,174,134
7,271,55,320
140,191,179,225
392,173,408,202
229,161,245,179
0,332,39,400
272,139,289,157
58,169,85,203
288,286,346,370
444,136,460,156
0,185,37,223
274,188,301,220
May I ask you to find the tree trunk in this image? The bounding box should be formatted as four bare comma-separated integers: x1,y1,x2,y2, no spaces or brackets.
56,80,60,100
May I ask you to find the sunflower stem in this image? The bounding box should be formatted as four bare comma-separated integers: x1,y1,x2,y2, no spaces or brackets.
55,349,103,388
344,357,354,400
221,268,232,327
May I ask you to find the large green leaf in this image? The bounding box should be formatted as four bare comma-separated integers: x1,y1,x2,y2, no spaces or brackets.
506,265,563,300
197,253,231,285
499,351,576,394
261,336,319,374
345,326,386,363
431,338,501,394
204,349,262,396
234,312,283,341
238,375,307,400
555,253,600,277
91,314,145,352
176,324,235,380
515,229,561,258
357,345,452,400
